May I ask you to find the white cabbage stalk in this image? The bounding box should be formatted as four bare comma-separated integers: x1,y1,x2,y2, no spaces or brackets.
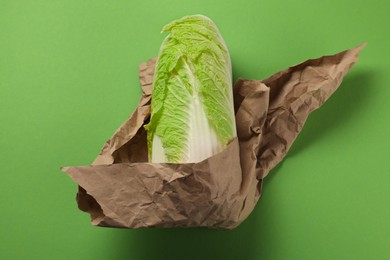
145,15,236,163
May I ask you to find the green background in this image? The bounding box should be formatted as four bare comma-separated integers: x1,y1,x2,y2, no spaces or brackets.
1,0,389,259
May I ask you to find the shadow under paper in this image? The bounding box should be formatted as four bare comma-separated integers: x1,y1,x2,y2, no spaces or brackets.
111,187,278,260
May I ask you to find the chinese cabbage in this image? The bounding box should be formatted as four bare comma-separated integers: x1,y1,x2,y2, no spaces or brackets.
144,15,236,163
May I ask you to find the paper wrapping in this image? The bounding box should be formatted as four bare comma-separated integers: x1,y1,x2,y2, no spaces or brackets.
62,44,365,229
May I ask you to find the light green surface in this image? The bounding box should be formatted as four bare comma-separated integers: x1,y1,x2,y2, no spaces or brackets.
0,0,388,259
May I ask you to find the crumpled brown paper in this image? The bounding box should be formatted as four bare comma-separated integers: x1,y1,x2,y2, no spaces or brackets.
62,44,365,229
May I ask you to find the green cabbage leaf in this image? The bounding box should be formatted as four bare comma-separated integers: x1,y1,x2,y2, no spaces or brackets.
145,15,236,163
